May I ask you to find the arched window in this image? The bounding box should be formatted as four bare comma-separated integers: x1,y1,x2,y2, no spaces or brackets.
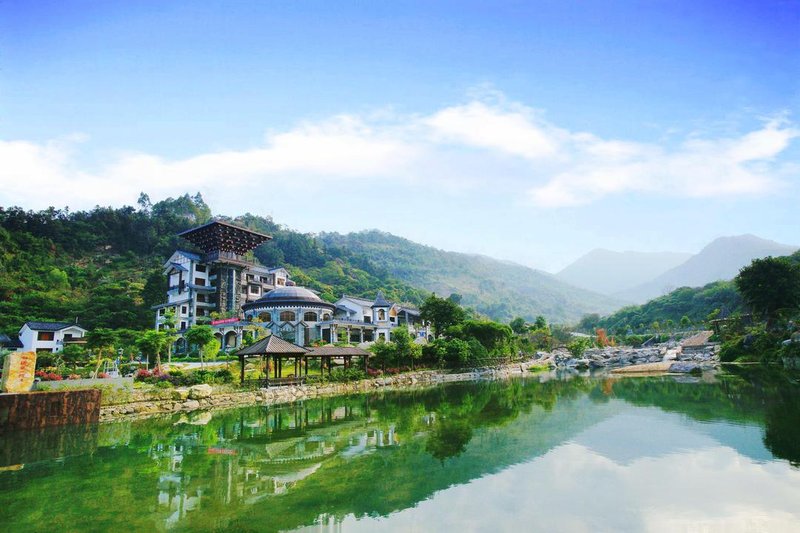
303,311,318,322
279,311,296,322
258,312,272,322
378,309,386,321
322,313,331,321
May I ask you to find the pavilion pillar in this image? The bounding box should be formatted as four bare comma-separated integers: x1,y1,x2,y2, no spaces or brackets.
239,355,245,384
359,329,364,343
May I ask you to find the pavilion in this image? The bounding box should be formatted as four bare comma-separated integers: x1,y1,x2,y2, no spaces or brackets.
235,335,371,386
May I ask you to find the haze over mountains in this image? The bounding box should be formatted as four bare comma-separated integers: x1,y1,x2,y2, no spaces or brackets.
558,235,799,305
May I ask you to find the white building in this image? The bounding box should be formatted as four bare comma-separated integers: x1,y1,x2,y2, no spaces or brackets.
18,321,88,354
242,289,429,346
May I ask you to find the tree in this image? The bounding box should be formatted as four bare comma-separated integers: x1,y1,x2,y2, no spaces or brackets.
185,325,216,368
61,343,87,371
160,309,179,364
509,317,527,334
85,328,117,378
391,327,422,370
420,294,465,335
680,315,692,330
136,330,167,369
735,256,800,327
533,315,548,330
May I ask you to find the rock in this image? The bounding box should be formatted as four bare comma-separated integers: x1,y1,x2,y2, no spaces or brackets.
183,400,201,410
172,388,190,401
188,384,213,399
669,362,701,374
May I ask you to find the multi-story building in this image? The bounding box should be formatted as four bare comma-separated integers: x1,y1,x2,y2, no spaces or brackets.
153,220,280,332
155,220,429,350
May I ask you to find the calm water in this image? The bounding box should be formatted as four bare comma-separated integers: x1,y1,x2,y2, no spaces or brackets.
2,369,800,532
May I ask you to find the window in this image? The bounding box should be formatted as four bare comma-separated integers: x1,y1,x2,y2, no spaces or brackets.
63,333,73,340
279,311,296,322
249,285,260,294
277,278,286,286
181,306,188,315
363,316,371,323
197,294,206,303
159,308,166,316
180,321,187,330
194,277,205,286
303,311,318,322
195,264,206,273
258,312,272,322
37,331,54,341
378,309,386,321
390,316,396,323
322,313,331,321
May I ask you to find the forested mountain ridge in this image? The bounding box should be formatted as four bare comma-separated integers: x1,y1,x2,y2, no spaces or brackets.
0,194,426,336
318,230,623,323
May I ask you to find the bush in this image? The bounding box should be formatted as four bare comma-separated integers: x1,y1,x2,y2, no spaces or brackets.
567,337,592,358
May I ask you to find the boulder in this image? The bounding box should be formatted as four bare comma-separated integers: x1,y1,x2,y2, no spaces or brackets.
172,388,191,401
188,384,213,399
183,400,201,410
669,362,700,374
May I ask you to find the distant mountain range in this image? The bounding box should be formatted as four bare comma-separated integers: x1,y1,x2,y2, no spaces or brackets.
558,235,798,304
556,249,692,295
319,231,623,324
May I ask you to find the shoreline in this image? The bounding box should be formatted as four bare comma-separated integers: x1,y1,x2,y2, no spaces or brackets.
99,342,722,422
100,360,546,422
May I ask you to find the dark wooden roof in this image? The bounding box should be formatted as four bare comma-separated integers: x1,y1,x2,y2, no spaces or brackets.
23,321,85,332
235,335,308,357
307,346,371,357
178,220,272,254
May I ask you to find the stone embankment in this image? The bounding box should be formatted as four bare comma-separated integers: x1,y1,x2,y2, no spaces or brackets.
100,362,541,422
533,341,719,375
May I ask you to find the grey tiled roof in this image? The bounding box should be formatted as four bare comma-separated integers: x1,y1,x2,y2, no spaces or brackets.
23,321,84,332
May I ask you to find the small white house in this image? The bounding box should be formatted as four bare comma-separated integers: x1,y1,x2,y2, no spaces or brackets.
18,321,88,354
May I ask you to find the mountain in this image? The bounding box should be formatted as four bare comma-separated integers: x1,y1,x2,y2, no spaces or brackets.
617,235,799,303
319,231,623,324
0,195,619,335
556,249,692,295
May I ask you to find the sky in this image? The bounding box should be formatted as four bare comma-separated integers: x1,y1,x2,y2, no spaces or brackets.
1,0,798,271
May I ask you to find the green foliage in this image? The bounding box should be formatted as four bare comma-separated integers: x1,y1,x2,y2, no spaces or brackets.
420,294,465,335
596,281,744,334
318,230,619,323
567,337,592,358
735,256,800,326
308,367,366,384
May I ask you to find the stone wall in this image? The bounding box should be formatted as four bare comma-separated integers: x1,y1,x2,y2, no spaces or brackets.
0,389,102,430
100,362,542,422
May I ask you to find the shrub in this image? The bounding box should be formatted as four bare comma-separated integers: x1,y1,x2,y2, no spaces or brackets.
567,337,592,358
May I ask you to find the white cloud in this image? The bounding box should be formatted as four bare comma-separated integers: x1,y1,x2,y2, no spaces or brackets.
0,94,796,212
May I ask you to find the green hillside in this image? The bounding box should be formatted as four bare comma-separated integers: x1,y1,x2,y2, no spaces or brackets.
319,230,622,323
0,194,426,336
591,249,800,334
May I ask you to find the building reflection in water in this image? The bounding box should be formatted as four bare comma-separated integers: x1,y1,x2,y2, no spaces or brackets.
144,397,403,528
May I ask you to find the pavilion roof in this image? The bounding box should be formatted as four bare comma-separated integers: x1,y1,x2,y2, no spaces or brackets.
178,220,272,255
235,335,308,357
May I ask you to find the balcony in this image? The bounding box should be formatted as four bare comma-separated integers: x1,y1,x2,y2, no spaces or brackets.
203,250,255,267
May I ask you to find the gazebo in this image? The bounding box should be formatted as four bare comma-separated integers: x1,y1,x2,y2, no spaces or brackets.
235,336,372,386
235,335,309,386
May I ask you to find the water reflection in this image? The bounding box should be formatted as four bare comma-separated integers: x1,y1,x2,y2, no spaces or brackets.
1,370,799,532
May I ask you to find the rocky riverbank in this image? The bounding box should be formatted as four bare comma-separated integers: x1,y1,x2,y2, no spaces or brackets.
532,342,719,374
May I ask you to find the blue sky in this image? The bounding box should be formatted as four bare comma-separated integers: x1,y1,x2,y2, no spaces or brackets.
1,1,798,270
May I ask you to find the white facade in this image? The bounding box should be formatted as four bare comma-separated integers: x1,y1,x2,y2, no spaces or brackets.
18,322,88,353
